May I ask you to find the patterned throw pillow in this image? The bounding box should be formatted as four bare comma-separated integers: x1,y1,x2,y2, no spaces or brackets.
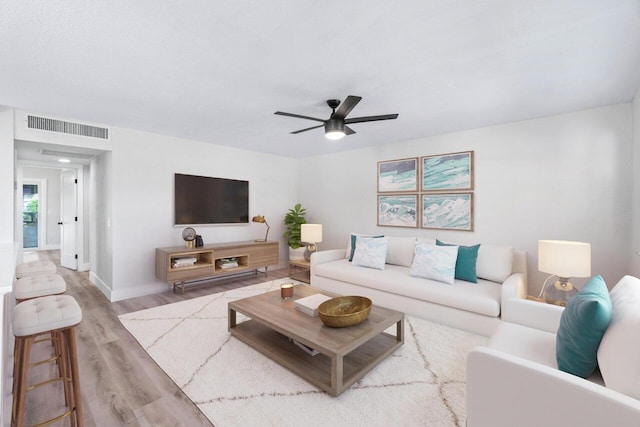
409,243,459,285
352,236,389,270
348,233,385,261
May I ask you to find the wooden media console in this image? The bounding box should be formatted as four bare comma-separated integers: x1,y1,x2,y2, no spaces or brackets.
155,240,279,293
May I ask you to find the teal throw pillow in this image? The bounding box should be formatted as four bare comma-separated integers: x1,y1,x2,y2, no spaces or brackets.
349,234,384,262
556,275,612,379
436,240,480,283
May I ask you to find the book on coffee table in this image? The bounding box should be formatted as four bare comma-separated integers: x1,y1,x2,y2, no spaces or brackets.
294,293,332,317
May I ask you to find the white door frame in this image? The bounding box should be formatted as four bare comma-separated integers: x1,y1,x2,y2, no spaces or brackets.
17,162,85,270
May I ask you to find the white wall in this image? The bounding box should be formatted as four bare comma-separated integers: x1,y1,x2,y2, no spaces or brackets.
299,104,633,295
632,88,640,277
107,127,298,301
82,165,90,269
0,108,14,243
22,167,61,248
89,152,113,296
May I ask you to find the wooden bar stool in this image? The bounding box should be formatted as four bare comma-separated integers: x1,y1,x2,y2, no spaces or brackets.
14,274,66,303
15,261,57,279
12,295,83,427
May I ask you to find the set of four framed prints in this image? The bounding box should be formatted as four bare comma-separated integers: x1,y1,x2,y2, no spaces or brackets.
377,151,474,231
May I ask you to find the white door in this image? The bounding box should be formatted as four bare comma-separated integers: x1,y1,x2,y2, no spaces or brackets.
60,169,78,270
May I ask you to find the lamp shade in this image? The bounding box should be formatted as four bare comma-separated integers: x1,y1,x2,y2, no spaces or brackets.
538,240,591,278
301,224,323,243
252,215,266,223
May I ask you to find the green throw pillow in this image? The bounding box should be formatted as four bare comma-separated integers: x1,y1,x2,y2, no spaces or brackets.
556,275,612,379
436,240,480,283
349,234,384,261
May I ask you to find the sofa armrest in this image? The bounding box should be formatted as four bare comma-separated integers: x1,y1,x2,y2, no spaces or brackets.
500,272,563,333
310,249,346,275
502,297,564,333
501,272,527,300
467,347,640,427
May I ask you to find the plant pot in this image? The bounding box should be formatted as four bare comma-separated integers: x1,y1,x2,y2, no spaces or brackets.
289,247,306,261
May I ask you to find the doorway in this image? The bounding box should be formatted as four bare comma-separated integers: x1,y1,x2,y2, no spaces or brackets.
22,179,47,249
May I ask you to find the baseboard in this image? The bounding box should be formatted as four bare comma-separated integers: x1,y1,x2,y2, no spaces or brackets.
78,262,90,272
109,282,168,303
89,271,112,301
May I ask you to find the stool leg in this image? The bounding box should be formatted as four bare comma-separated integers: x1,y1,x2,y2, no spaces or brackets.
55,331,72,408
64,326,83,427
11,337,23,426
14,336,33,427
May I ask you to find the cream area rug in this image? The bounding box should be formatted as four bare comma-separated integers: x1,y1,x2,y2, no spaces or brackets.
119,278,487,427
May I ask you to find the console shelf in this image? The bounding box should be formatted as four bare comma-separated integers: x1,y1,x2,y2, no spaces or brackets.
156,240,279,293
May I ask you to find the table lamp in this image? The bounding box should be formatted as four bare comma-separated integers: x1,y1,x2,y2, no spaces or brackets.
537,240,591,306
252,215,270,242
301,224,322,262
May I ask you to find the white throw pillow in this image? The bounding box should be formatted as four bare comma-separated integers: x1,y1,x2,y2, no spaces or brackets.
386,236,417,267
409,243,458,285
352,236,388,270
345,233,384,260
475,245,514,283
597,275,640,400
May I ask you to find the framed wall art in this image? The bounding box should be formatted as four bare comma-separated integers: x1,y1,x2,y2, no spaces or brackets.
377,194,418,228
377,158,418,192
421,151,474,191
421,193,473,231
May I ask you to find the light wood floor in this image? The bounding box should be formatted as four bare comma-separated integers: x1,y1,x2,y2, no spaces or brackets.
17,250,288,427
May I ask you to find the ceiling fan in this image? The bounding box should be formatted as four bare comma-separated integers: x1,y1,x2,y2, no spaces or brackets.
275,95,398,140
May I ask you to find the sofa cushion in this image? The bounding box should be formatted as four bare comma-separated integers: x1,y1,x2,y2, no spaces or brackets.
409,243,458,285
347,233,384,261
352,236,388,270
476,245,514,283
597,275,640,400
437,240,480,283
417,237,436,245
556,275,612,379
385,236,416,267
314,259,501,317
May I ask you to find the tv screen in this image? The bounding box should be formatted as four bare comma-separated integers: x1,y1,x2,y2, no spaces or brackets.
174,173,249,225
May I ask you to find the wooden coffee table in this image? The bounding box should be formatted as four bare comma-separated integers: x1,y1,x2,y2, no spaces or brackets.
228,285,404,396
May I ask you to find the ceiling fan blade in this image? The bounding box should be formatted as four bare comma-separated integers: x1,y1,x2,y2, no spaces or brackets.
333,96,362,119
275,111,325,123
290,124,325,134
345,113,399,124
344,126,356,135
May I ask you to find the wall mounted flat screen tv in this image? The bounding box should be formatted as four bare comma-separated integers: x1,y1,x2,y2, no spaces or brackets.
174,173,249,225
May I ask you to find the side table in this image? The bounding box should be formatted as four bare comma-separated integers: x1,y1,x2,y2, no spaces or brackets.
288,259,310,284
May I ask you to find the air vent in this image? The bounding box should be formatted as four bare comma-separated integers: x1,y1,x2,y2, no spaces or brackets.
27,115,110,140
39,149,96,160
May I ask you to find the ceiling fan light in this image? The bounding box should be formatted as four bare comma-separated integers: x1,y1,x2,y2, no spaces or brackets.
325,118,345,140
325,130,345,140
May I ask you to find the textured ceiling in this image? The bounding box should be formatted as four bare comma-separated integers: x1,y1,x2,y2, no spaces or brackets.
2,1,640,158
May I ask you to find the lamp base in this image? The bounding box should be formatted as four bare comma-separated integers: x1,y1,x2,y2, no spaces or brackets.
303,243,317,262
543,279,578,306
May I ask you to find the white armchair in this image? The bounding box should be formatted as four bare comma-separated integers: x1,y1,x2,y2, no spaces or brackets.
467,346,640,427
467,277,640,427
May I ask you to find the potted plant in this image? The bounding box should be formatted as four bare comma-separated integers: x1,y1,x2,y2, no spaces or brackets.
283,203,307,260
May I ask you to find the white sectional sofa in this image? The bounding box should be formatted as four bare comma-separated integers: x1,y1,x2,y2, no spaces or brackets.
310,235,528,336
467,275,640,427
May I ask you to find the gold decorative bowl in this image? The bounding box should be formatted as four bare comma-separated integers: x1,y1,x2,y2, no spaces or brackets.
318,296,372,328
